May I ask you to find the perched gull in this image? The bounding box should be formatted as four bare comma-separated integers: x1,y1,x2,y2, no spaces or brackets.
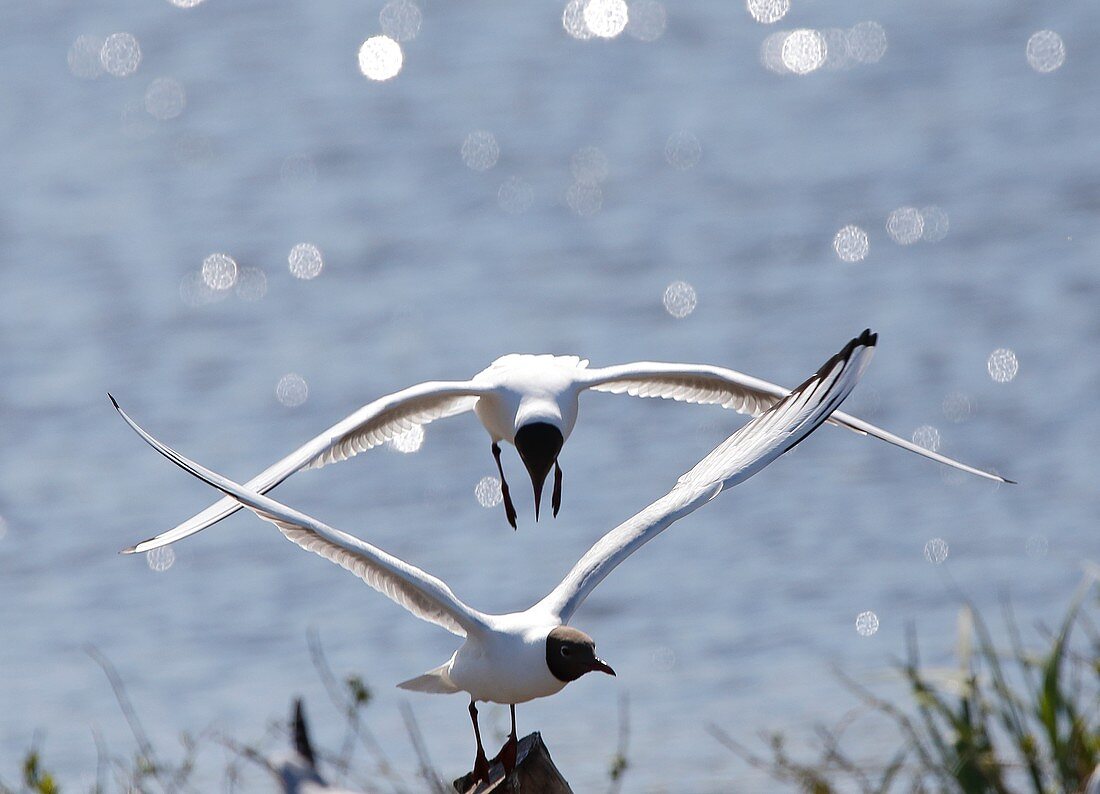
121,341,1008,551
114,330,875,785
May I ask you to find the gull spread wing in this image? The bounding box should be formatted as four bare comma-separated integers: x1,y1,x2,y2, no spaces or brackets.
122,381,485,554
535,330,877,625
112,396,489,638
580,357,1009,485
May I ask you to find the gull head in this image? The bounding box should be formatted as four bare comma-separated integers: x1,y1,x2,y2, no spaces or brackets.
514,422,564,520
545,626,615,682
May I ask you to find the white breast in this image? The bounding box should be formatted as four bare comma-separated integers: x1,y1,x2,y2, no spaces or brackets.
448,619,566,705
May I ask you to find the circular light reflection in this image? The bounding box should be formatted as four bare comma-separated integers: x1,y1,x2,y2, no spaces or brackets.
571,146,610,183
202,253,238,291
276,374,309,408
886,207,924,245
833,225,869,263
563,0,595,40
168,0,206,6
387,425,425,454
461,131,500,171
848,21,887,63
911,425,941,453
474,476,503,508
68,35,104,79
855,611,879,637
144,77,186,120
147,547,176,572
101,32,142,77
498,176,534,214
380,0,422,42
924,538,949,565
919,205,949,242
1026,30,1065,73
566,181,602,217
746,0,789,25
358,36,403,81
782,29,827,74
663,281,697,318
987,349,1018,383
288,243,323,280
584,0,629,38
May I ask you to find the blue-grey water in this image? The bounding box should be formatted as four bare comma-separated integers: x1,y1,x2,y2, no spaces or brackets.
1,0,1097,790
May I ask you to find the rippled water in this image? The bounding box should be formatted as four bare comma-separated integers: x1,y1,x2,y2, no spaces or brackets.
1,0,1097,790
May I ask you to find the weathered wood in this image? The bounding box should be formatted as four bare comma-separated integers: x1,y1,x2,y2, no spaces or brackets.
453,733,573,794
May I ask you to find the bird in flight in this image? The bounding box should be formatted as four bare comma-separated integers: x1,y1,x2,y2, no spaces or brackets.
113,330,875,785
121,339,1008,554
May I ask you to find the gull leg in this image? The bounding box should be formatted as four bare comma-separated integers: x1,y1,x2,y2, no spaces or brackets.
490,704,519,776
469,700,491,785
551,461,563,518
492,442,518,530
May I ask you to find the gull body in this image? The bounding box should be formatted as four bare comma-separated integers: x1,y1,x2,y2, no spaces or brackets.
122,343,1010,553
114,331,877,784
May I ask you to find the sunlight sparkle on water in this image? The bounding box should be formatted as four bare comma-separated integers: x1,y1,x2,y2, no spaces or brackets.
1026,30,1065,73
358,36,403,81
924,538,949,565
563,0,595,40
987,349,1018,383
475,476,503,508
911,425,941,453
498,176,534,214
145,78,186,120
276,374,309,408
289,243,323,280
626,1,666,41
101,33,142,77
566,181,602,217
833,225,869,263
855,611,879,637
942,393,972,423
848,21,887,63
147,547,175,572
235,267,268,302
201,253,238,291
919,205,949,242
168,0,206,6
665,130,701,170
663,281,697,318
380,0,422,42
746,0,788,24
584,0,629,39
68,35,104,79
782,29,826,74
387,425,425,454
886,207,924,245
461,131,500,171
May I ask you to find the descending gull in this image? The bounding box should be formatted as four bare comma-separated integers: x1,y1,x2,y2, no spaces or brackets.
121,343,1010,552
114,330,874,785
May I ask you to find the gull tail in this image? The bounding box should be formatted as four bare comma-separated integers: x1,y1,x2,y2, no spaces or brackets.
397,663,461,694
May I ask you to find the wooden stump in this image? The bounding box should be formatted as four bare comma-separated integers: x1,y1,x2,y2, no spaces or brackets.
453,733,573,794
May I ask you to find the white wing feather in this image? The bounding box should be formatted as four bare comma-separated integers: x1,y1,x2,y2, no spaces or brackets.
122,381,483,554
112,398,488,638
581,360,1009,484
535,331,877,624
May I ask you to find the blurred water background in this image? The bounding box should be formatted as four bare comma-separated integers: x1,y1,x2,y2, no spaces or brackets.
1,0,1097,790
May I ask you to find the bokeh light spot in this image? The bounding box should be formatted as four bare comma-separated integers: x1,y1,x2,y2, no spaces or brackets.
911,425,941,453
235,267,268,302
855,611,879,637
288,243,324,280
276,374,309,408
68,35,104,79
387,425,425,454
584,0,629,38
848,21,887,63
1026,30,1065,73
474,476,503,508
201,253,238,291
919,205,950,242
358,36,403,81
665,130,701,170
987,349,1018,383
833,225,869,263
380,0,422,42
144,77,186,120
566,181,603,216
100,32,142,77
498,176,534,214
571,146,610,184
663,281,697,318
461,131,500,171
168,0,206,7
942,393,972,423
146,547,176,572
886,207,924,245
782,29,826,74
746,0,789,24
924,538,949,565
563,0,595,40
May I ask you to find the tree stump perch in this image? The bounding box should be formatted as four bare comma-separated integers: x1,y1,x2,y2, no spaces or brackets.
453,733,574,794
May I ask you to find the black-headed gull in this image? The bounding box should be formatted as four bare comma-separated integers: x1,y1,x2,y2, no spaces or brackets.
121,342,1008,552
113,330,875,785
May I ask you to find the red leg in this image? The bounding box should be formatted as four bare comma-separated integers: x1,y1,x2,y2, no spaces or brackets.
492,442,518,530
491,704,519,775
469,700,491,784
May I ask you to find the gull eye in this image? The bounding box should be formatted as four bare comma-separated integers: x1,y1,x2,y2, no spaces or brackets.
560,646,571,657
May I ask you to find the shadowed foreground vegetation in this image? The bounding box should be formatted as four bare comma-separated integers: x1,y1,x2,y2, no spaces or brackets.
5,586,1097,793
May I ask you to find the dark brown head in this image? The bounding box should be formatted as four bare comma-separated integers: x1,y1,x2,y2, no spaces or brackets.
545,626,615,683
514,422,564,521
